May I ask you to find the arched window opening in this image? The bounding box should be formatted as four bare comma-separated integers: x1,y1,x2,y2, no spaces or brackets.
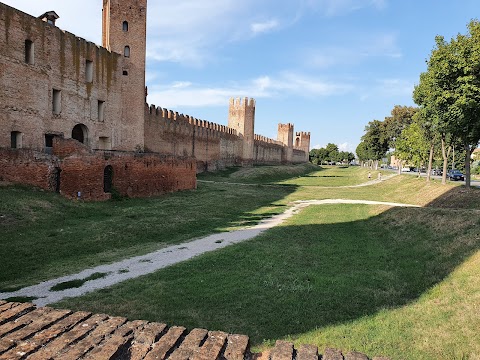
123,21,129,32
72,124,88,144
124,46,130,58
104,165,114,193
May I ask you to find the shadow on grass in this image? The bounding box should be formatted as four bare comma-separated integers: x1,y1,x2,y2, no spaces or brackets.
425,185,480,209
0,182,297,290
53,204,480,345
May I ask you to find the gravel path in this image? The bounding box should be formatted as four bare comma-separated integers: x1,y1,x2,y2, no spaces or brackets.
0,198,418,307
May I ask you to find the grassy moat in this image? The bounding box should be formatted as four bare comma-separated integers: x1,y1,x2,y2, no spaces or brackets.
1,165,480,359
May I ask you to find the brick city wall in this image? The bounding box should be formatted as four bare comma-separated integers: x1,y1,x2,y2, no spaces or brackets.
0,2,140,152
0,148,59,191
145,105,242,172
145,105,310,172
293,149,308,164
0,138,196,201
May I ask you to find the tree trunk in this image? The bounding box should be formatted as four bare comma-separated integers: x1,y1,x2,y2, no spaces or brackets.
441,136,448,185
426,142,434,182
465,141,471,189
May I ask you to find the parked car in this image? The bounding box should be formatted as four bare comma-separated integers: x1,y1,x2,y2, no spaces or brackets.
401,167,411,172
447,169,465,181
432,169,443,176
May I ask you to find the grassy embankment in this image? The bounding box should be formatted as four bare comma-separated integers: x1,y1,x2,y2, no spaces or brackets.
2,165,480,359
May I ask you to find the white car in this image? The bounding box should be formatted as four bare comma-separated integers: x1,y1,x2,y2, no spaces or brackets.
401,167,411,172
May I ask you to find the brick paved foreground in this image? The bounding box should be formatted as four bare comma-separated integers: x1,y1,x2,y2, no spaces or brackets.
0,301,390,360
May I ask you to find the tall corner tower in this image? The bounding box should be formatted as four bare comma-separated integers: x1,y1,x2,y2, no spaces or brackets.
102,0,147,150
278,123,294,163
295,132,311,162
228,97,255,162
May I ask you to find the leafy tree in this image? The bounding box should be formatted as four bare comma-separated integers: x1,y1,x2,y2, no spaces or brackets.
309,148,330,165
325,143,339,163
395,122,429,174
383,106,418,149
360,120,389,169
414,20,480,188
356,141,373,167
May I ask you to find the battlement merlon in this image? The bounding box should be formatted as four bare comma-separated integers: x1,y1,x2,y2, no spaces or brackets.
296,131,311,137
229,97,256,108
146,103,238,137
278,123,294,131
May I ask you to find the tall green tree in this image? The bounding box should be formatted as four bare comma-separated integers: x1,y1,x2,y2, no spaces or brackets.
361,120,389,169
414,20,480,188
383,106,418,149
395,122,429,175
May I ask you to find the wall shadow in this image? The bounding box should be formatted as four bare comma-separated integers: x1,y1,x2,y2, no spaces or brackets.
425,184,480,209
0,181,298,292
52,204,480,345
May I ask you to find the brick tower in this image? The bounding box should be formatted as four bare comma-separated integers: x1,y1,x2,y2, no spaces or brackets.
294,132,311,162
278,123,294,163
102,0,147,150
228,97,256,163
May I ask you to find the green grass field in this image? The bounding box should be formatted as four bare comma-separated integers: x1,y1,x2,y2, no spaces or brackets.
2,165,480,359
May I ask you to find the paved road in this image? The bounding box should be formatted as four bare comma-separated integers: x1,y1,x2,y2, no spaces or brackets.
384,169,480,187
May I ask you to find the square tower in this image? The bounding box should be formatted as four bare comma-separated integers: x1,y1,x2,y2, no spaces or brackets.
102,0,147,150
228,97,256,162
295,132,311,162
278,123,294,163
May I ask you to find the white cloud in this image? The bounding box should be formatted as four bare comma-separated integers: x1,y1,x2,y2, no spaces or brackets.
338,142,350,151
305,33,402,70
359,78,415,102
147,72,353,108
251,19,279,35
301,0,387,17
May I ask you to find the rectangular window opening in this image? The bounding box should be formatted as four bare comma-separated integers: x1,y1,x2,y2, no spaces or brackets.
98,100,105,122
25,40,34,64
52,89,61,114
99,136,111,150
45,134,55,154
86,60,93,83
11,131,22,149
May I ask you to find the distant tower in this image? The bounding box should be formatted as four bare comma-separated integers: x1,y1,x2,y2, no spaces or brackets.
228,97,256,163
102,0,147,150
295,132,311,162
278,123,294,163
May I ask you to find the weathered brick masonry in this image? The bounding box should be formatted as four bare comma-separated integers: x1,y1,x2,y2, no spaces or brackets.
0,301,390,360
0,0,311,198
0,138,196,201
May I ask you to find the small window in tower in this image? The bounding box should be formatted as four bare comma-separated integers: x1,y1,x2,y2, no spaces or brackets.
11,131,22,149
124,46,130,58
85,60,93,83
123,21,129,32
123,70,128,76
25,40,34,64
52,89,61,114
45,134,55,149
98,100,105,122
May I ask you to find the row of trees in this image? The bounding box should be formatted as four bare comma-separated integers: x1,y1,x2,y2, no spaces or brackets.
356,106,418,169
310,143,355,165
357,20,480,188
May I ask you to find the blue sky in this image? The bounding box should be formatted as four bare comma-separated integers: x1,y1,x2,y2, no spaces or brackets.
3,0,479,152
